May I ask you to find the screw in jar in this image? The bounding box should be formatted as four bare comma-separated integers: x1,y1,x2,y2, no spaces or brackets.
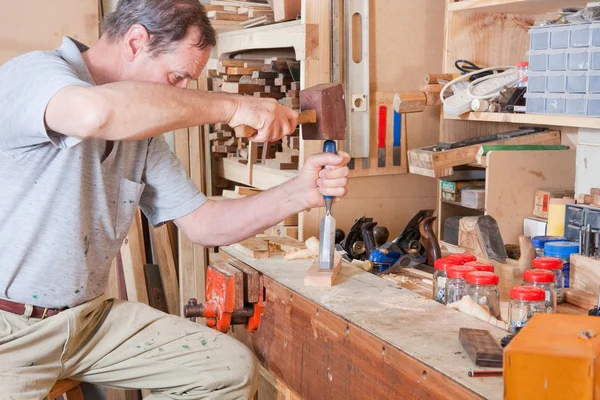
523,268,557,313
508,286,546,333
433,258,463,304
532,257,564,304
446,265,477,304
465,271,501,319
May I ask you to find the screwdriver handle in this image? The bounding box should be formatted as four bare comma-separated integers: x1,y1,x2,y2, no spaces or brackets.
322,140,337,201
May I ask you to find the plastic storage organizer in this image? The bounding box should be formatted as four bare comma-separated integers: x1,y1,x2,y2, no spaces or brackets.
526,22,600,116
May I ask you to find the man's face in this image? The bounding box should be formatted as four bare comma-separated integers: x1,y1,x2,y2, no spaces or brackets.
122,26,211,88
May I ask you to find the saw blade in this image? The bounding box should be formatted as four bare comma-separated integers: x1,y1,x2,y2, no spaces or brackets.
318,213,336,270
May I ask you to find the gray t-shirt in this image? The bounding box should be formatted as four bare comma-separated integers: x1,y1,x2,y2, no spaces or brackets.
0,37,207,308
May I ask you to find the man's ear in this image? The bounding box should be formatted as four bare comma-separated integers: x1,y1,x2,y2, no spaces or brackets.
123,24,150,62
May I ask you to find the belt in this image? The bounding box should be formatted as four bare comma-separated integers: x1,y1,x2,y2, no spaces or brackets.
0,298,66,319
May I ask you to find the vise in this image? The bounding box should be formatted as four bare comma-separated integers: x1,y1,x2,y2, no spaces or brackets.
184,259,264,333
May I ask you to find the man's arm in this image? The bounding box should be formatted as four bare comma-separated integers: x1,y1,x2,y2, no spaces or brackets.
175,152,350,247
45,82,298,143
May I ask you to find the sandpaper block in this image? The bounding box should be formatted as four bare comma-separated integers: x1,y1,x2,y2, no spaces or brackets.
459,328,503,368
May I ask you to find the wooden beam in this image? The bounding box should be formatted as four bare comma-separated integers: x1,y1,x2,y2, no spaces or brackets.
303,252,342,287
120,210,149,304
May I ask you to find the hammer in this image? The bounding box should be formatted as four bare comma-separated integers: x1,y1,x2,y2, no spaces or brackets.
233,83,347,141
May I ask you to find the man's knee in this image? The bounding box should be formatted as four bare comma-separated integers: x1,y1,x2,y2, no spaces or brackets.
227,338,259,395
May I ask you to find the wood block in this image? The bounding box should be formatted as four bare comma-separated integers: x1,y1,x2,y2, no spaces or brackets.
236,186,262,196
248,9,274,19
220,59,246,67
275,152,299,163
208,131,232,140
264,159,297,170
591,188,600,196
458,216,508,262
570,254,600,295
204,5,226,11
212,145,238,153
458,328,503,368
226,67,261,76
272,0,301,22
241,15,274,28
289,136,300,150
564,288,597,310
304,252,343,287
264,85,281,93
222,189,244,199
239,76,260,84
280,85,288,93
255,92,286,99
258,79,276,86
222,83,264,94
287,89,299,98
216,65,228,75
290,81,301,91
280,97,300,109
264,224,298,239
252,71,279,79
263,236,306,254
207,10,249,21
233,237,269,259
275,77,293,86
215,123,233,133
223,74,242,82
227,258,261,303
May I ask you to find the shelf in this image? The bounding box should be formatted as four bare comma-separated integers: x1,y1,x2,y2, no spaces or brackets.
441,199,485,212
447,0,589,14
215,20,317,60
216,157,297,190
445,112,600,129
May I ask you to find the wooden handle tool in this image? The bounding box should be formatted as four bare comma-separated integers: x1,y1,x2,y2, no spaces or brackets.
234,110,317,138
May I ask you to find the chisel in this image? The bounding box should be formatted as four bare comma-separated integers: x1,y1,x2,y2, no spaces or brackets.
393,111,401,166
377,105,387,168
319,140,337,271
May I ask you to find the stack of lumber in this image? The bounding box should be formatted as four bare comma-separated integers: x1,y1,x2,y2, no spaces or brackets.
204,1,272,32
577,188,600,207
207,58,301,171
205,0,300,32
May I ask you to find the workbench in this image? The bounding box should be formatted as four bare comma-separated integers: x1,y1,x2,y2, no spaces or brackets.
221,246,506,400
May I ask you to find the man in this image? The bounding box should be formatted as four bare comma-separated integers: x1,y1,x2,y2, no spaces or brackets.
0,0,350,398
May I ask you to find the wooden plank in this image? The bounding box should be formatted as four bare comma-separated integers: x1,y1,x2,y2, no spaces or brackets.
207,10,249,21
261,236,306,254
149,225,180,315
120,210,149,304
304,252,343,287
221,82,264,93
486,150,576,244
264,159,297,170
272,0,301,22
227,258,261,303
446,112,600,130
226,67,260,75
565,289,597,310
144,264,169,313
210,0,272,8
173,128,190,176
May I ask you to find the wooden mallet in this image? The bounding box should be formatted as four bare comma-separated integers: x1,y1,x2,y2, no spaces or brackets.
233,82,347,140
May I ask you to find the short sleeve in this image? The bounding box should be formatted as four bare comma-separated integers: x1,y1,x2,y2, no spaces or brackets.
0,51,92,157
139,135,208,226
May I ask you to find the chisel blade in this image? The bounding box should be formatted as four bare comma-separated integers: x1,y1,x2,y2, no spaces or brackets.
318,212,336,271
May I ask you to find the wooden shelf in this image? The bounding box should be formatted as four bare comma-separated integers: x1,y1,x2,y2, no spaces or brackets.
445,112,600,129
441,198,485,211
215,20,317,60
447,0,589,14
216,158,297,190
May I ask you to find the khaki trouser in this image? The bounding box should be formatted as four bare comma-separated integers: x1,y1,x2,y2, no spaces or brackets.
0,295,258,400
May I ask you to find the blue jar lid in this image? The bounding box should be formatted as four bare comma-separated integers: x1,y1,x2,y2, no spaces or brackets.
532,236,566,248
544,241,579,258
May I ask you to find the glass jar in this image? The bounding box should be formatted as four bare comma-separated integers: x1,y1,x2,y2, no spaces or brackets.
463,261,494,273
466,271,501,319
447,253,477,265
516,61,529,87
531,236,566,258
433,258,462,304
532,257,565,304
544,241,580,290
523,268,557,313
446,265,477,304
508,286,546,333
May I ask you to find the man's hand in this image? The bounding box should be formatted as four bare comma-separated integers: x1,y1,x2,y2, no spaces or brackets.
294,151,351,209
227,95,299,142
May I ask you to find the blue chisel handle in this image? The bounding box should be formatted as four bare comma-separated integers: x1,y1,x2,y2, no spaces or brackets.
322,140,337,201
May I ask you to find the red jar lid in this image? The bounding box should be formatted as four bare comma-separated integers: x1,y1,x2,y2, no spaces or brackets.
446,265,477,279
465,271,499,285
447,253,477,264
510,286,545,301
516,61,529,67
532,257,563,270
523,269,556,283
464,261,494,273
434,257,462,271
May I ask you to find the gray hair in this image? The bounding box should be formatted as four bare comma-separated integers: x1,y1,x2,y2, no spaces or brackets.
102,0,217,56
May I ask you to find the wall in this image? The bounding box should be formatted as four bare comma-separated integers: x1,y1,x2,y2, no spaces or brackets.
576,129,600,196
334,0,443,237
0,0,100,65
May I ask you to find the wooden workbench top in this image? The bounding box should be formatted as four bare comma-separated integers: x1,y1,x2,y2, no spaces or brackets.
222,246,505,400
